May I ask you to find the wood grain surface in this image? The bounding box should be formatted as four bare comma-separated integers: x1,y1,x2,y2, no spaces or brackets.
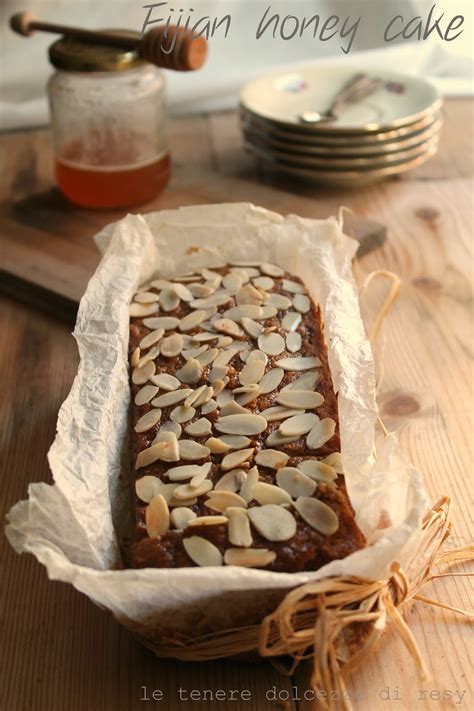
0,100,473,711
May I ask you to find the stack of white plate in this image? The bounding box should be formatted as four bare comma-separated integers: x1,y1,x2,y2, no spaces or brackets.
240,66,443,188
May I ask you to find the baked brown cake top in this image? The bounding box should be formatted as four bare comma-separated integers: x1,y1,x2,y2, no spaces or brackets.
128,261,365,571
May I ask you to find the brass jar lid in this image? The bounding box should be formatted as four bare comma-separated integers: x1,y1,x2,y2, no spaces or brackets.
49,31,144,72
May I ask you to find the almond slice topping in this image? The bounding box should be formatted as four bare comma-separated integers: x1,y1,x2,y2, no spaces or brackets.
240,317,263,339
143,316,180,330
134,291,160,304
281,311,302,332
173,282,193,302
129,302,159,318
132,360,156,385
220,401,249,417
259,368,285,395
214,318,243,337
252,482,292,505
179,309,208,332
206,490,247,512
206,436,231,454
139,328,165,350
239,466,259,502
220,448,254,472
156,421,182,439
276,467,317,498
188,515,228,527
254,449,290,469
247,504,297,542
135,476,162,503
215,469,247,492
137,346,160,369
253,276,274,290
286,332,302,353
173,479,213,500
215,414,267,436
265,293,292,310
185,418,213,437
176,358,203,384
170,507,197,529
193,386,214,408
261,262,284,277
279,413,319,437
281,371,320,391
160,333,184,358
276,390,324,409
134,385,159,406
183,536,223,567
130,347,140,368
282,279,306,294
307,418,337,449
149,373,180,391
201,398,218,414
276,357,322,371
258,332,285,356
239,357,266,386
220,435,252,450
265,430,301,447
260,406,304,422
224,548,276,567
152,389,193,408
293,294,311,313
167,462,212,482
134,408,162,433
178,440,211,461
170,405,196,423
294,497,339,535
298,460,337,482
145,494,170,538
321,452,344,473
151,431,180,462
160,288,181,312
227,507,253,547
135,441,171,469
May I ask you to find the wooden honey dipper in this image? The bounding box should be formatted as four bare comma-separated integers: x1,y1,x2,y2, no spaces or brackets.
10,11,208,71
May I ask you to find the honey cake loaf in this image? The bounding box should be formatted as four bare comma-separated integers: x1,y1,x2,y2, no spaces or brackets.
128,263,365,570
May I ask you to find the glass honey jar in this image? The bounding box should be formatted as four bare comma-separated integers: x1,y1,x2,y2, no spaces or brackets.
47,34,170,208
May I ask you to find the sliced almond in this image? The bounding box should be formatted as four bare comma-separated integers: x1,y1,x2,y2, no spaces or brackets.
143,316,179,331
135,442,164,470
286,332,301,353
213,318,242,337
224,305,262,321
321,452,344,473
239,358,266,386
173,282,193,302
201,398,218,414
260,262,284,278
188,283,214,298
239,466,259,502
214,348,238,367
254,449,290,470
219,435,252,450
139,328,165,350
236,283,264,306
217,336,234,348
185,418,212,437
178,309,208,332
201,268,222,284
253,276,274,290
170,405,196,423
160,288,181,312
167,462,212,482
176,358,203,385
258,305,278,319
282,371,321,391
191,293,232,309
224,548,276,567
220,401,248,417
155,482,180,503
134,408,162,433
160,334,184,358
293,294,311,313
258,368,284,395
178,440,210,461
276,390,324,410
183,536,222,566
209,364,228,382
215,414,267,436
279,412,319,437
170,507,197,529
221,448,254,472
294,496,339,535
307,418,337,450
135,475,162,503
145,494,170,537
149,373,180,391
236,386,262,407
134,290,160,304
257,332,285,356
205,437,231,454
252,482,292,505
158,421,182,439
248,504,296,542
184,385,207,408
222,272,244,293
240,317,263,339
152,389,192,408
135,385,159,406
132,360,156,385
173,478,213,500
137,345,160,369
215,469,247,492
152,431,180,462
276,357,322,371
282,312,302,332
188,515,228,527
130,347,140,368
227,507,253,547
129,302,159,318
206,490,247,512
150,279,173,290
282,279,306,294
196,348,219,367
260,406,304,422
265,430,301,447
276,466,317,498
265,293,292,310
193,386,214,408
298,460,337,482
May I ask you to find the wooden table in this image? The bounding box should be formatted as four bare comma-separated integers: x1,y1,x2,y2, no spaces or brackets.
1,100,473,711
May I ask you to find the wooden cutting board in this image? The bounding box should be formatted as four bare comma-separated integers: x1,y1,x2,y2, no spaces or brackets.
0,121,385,321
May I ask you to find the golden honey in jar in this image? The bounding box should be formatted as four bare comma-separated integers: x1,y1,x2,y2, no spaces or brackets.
47,35,170,208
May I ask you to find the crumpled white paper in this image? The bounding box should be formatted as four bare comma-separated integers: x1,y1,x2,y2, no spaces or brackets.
6,203,428,638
